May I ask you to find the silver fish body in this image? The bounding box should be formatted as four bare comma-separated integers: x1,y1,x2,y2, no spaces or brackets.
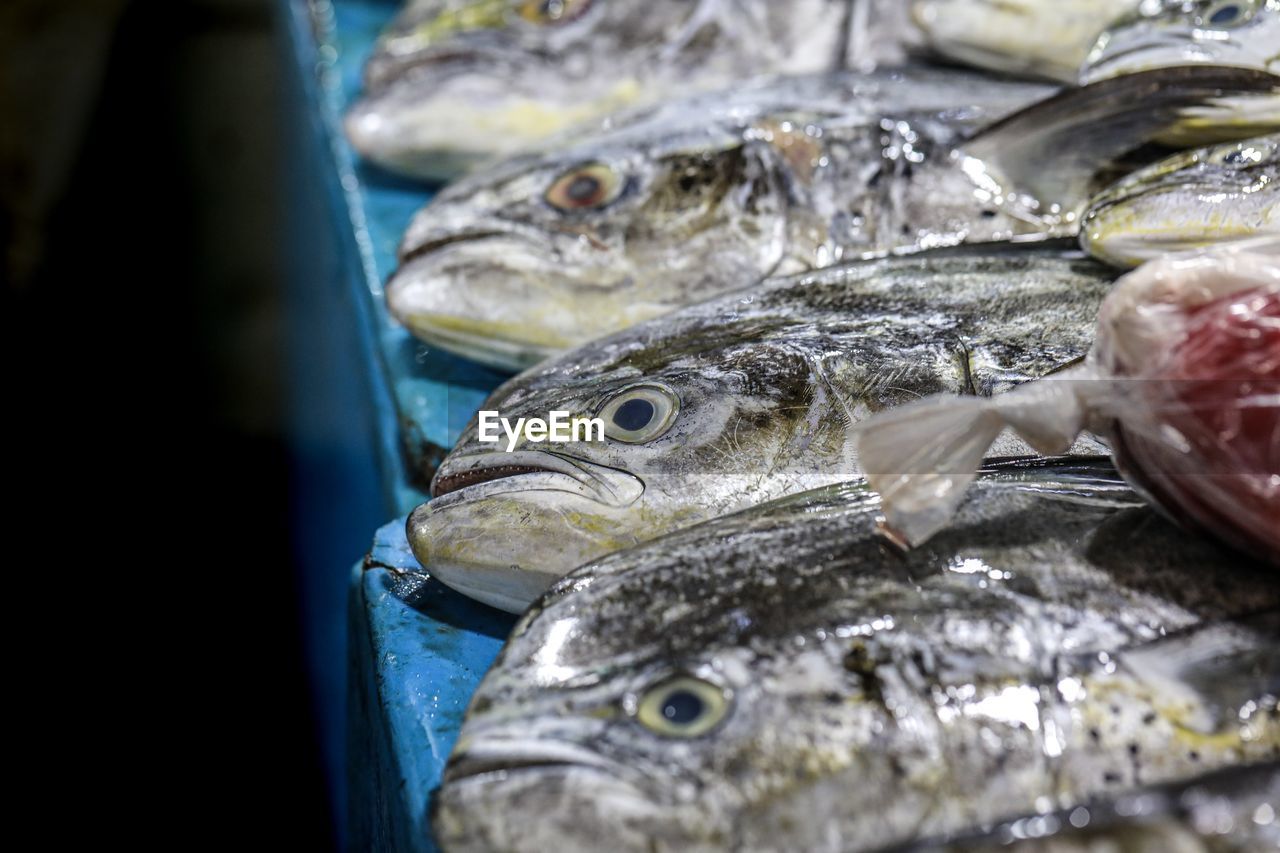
388,66,1280,370
1083,133,1279,266
388,66,1057,368
902,762,1280,851
346,0,865,179
409,245,1116,612
435,460,1280,852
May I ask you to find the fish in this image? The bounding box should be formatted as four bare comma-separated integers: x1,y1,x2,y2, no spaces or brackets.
407,244,1116,612
432,459,1280,853
345,0,863,180
900,762,1280,851
909,0,1144,83
1083,0,1280,145
1084,0,1280,84
1082,133,1279,266
387,65,1280,370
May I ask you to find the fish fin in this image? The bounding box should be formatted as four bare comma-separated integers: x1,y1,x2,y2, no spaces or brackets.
963,66,1280,212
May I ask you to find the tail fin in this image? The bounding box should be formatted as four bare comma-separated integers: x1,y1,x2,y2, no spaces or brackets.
963,66,1280,213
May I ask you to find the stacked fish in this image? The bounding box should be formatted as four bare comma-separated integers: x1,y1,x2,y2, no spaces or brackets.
347,1,1279,850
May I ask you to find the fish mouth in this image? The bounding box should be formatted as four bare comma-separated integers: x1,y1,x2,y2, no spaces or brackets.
411,452,647,611
366,46,495,90
431,450,645,507
433,463,562,497
399,229,514,264
386,234,577,370
444,739,625,784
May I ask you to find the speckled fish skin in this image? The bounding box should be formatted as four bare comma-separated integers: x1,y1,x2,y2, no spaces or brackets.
900,762,1280,852
407,245,1115,612
1084,0,1280,84
345,0,865,180
909,0,1144,83
388,66,1280,371
388,66,1057,368
433,460,1280,853
1083,134,1279,267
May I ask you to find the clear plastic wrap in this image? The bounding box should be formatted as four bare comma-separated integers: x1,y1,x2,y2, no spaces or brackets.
856,241,1280,561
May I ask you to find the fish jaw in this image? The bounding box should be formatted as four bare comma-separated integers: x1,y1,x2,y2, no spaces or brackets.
346,68,645,180
434,753,670,853
1084,179,1278,265
910,0,1139,83
387,233,660,372
408,452,647,612
1083,137,1279,266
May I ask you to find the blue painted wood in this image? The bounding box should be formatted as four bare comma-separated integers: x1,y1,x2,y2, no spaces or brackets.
279,2,519,849
351,521,514,851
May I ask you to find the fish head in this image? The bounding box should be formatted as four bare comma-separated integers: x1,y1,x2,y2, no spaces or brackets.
386,124,793,369
347,0,693,175
910,0,1140,82
1083,133,1279,265
408,307,844,611
1081,1,1280,142
432,492,904,852
347,0,846,176
1084,0,1280,83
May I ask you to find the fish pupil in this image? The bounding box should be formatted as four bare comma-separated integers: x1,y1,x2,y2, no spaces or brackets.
662,690,704,725
613,398,655,431
566,174,602,204
1209,4,1240,24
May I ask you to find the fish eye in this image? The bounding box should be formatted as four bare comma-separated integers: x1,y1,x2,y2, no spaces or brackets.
519,0,592,25
1202,0,1255,27
635,675,731,737
598,384,679,443
546,163,622,212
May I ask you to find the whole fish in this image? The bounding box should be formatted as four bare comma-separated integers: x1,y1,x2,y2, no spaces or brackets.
909,0,1143,82
408,245,1115,612
346,0,866,179
900,762,1280,851
1083,0,1280,144
388,66,1280,369
1083,133,1279,267
433,461,1280,853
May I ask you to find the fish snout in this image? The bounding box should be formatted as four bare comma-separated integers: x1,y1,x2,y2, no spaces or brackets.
408,453,646,611
386,229,575,370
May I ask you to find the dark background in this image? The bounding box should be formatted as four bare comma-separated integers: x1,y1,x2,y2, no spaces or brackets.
4,0,335,843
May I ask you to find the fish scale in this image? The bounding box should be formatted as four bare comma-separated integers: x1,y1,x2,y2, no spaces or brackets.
434,461,1280,853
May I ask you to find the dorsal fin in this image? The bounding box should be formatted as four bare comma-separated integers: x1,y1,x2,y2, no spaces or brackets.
962,66,1280,212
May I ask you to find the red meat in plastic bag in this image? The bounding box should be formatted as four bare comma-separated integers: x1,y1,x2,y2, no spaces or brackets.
1113,285,1280,557
857,244,1280,562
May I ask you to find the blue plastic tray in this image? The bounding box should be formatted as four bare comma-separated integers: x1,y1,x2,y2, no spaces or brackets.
281,1,518,849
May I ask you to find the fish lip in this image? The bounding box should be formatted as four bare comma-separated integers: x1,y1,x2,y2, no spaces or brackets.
443,739,633,785
399,229,515,264
431,450,645,507
432,462,561,497
367,41,535,90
